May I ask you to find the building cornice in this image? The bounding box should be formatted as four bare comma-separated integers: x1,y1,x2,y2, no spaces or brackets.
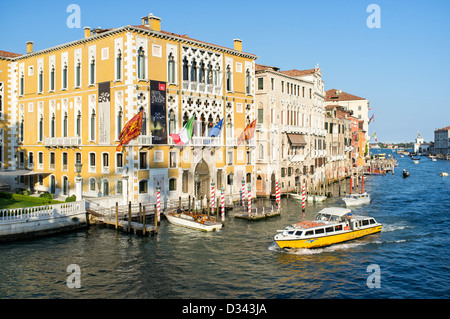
256,68,313,85
10,25,258,61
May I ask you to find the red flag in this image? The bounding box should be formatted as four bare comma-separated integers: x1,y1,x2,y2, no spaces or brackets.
237,119,257,145
116,110,144,151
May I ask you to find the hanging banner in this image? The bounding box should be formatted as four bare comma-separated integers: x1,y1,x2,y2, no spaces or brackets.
98,81,111,145
150,80,167,144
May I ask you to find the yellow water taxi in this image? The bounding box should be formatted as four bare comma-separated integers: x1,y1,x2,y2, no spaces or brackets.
274,207,382,249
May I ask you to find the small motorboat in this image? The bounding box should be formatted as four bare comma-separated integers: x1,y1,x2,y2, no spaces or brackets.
402,169,410,178
306,195,327,202
164,209,222,231
342,192,371,206
274,207,382,249
440,172,449,177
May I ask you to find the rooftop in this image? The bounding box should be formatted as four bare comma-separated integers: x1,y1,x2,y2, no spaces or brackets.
326,88,366,101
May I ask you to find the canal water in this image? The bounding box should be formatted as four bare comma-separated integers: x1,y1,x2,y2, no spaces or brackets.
1,150,449,299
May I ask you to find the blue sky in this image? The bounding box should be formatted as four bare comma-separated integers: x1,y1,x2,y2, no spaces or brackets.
1,0,449,143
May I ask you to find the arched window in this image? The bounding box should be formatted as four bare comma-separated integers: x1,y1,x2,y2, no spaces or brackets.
38,115,44,142
137,47,145,79
50,66,55,91
62,63,68,89
141,111,147,136
168,53,175,84
245,69,251,94
50,175,56,194
75,60,81,87
116,49,122,80
103,179,109,196
168,110,176,135
214,64,220,86
90,109,96,141
19,73,24,95
190,59,197,82
226,115,233,139
63,112,68,137
207,63,213,85
226,65,232,91
182,57,189,81
50,113,55,138
199,61,205,83
38,69,43,93
89,177,96,191
19,117,24,142
89,57,95,85
259,143,264,160
117,107,123,139
76,111,81,137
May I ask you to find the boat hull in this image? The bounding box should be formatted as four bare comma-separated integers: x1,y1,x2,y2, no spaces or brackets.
275,225,382,249
164,212,222,231
342,195,371,206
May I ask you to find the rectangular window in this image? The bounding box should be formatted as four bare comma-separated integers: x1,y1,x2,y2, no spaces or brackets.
62,152,68,171
139,152,147,169
227,151,233,165
257,78,264,90
169,152,177,168
89,153,96,172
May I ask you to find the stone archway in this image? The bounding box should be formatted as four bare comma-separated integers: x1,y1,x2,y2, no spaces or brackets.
194,159,210,199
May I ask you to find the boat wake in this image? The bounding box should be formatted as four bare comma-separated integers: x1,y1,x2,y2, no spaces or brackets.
268,240,373,255
381,223,413,233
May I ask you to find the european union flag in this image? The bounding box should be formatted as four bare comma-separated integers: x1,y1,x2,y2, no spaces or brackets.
208,118,224,137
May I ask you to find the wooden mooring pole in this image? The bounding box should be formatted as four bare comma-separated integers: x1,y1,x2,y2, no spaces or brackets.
154,204,158,234
128,201,132,233
142,205,146,236
115,202,119,230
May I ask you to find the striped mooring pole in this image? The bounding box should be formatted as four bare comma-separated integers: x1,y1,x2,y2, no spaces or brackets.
156,186,161,222
302,181,306,212
210,180,215,213
221,187,225,223
248,183,252,215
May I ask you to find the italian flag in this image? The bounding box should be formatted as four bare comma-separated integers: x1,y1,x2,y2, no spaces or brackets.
170,116,194,146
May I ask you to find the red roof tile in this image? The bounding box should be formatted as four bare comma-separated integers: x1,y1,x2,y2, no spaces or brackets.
326,88,366,101
279,69,316,77
0,50,22,58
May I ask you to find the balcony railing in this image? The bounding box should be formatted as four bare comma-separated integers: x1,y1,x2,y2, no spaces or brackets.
45,137,81,148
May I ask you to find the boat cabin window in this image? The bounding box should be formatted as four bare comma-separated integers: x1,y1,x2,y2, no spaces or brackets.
305,230,314,236
335,225,343,231
369,219,376,225
315,228,325,235
316,213,331,221
325,226,334,233
295,231,303,236
330,215,340,222
362,220,369,226
288,230,295,235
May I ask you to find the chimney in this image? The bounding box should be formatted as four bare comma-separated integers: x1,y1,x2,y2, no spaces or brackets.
142,13,161,31
26,41,33,54
84,27,91,38
233,38,242,52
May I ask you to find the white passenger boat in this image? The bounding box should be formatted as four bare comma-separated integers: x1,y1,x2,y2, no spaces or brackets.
274,207,382,249
342,192,371,206
164,209,222,232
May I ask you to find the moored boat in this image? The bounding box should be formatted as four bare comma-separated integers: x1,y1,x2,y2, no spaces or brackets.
164,209,222,231
342,192,371,206
274,207,382,249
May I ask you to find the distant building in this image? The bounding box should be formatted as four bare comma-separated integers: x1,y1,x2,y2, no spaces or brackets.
324,89,370,145
254,64,326,197
433,126,450,158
